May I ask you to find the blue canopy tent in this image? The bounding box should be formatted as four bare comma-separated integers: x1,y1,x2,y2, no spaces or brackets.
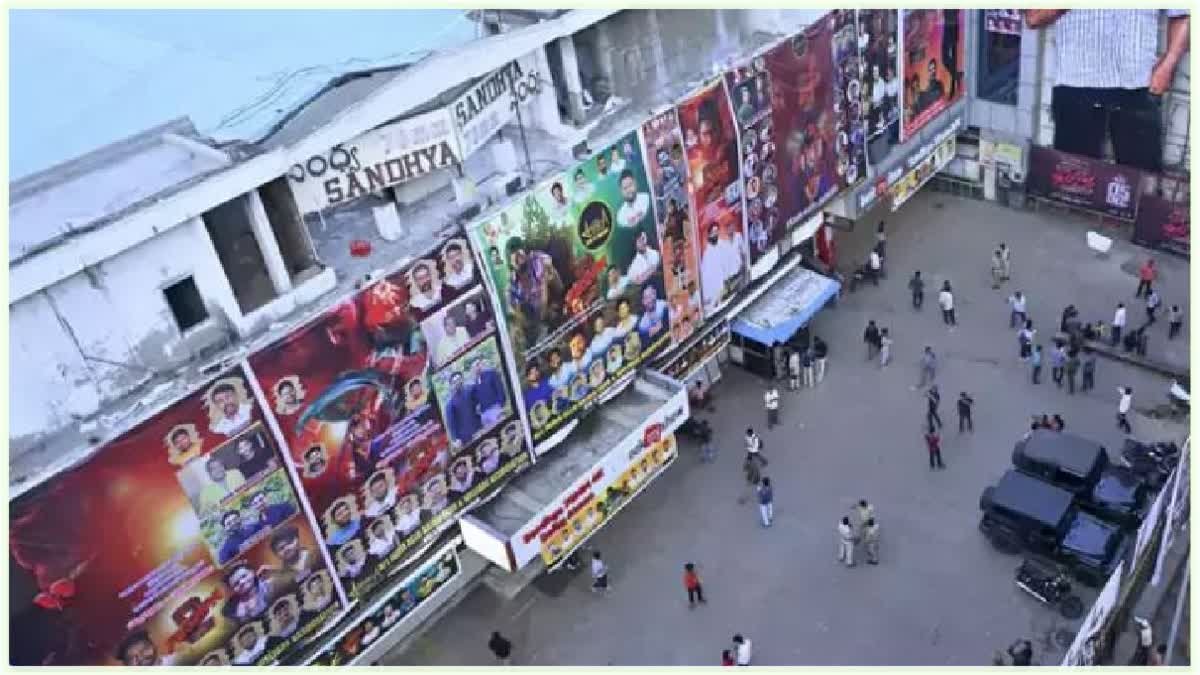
732,267,841,345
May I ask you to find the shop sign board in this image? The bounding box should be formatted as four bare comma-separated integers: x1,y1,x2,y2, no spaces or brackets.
890,136,956,210
1026,146,1142,220
452,55,542,159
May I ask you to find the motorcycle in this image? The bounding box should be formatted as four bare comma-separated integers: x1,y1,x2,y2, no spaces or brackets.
1119,439,1181,488
1014,558,1085,620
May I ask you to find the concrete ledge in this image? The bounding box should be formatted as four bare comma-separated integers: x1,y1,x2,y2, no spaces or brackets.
1083,338,1189,381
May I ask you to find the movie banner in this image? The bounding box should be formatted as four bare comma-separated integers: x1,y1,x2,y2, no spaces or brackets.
765,14,859,238
9,367,346,666
307,545,461,665
984,9,1022,35
469,130,671,450
900,9,965,140
247,233,530,602
725,57,783,279
831,10,869,189
1025,146,1142,220
1132,194,1189,256
857,9,901,143
677,79,750,315
639,109,705,340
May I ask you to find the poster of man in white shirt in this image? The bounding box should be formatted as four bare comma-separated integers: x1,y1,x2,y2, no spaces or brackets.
699,219,749,314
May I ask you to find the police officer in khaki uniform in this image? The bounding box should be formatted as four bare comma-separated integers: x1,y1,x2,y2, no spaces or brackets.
862,518,880,565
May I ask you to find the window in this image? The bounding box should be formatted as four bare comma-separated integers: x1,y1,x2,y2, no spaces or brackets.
977,10,1021,105
164,276,209,331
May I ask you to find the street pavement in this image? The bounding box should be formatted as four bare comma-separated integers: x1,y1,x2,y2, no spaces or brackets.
382,190,1190,666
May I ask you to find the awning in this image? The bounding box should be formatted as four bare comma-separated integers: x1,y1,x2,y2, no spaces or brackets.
731,266,840,345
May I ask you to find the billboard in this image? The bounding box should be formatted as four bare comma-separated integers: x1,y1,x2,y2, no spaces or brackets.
857,9,901,143
9,367,345,666
247,233,530,602
1132,194,1189,256
1026,146,1143,220
639,109,705,341
900,9,965,140
677,79,750,316
725,57,783,279
469,131,671,450
831,10,869,190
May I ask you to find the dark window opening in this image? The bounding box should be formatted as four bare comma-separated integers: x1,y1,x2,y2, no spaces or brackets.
203,196,276,314
259,178,321,283
164,276,208,331
977,10,1021,105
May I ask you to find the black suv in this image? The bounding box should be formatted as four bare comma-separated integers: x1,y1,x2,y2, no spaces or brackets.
979,469,1130,587
1012,430,1149,527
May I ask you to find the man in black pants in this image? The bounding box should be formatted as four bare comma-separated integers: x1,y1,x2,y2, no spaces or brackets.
926,385,943,431
957,392,974,433
909,271,925,310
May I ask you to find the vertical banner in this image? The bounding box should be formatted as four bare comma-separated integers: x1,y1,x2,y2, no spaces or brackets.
831,10,869,190
640,109,705,339
247,233,530,603
469,131,670,450
725,56,783,279
900,9,965,140
9,367,345,666
857,9,901,144
766,13,859,232
677,79,750,315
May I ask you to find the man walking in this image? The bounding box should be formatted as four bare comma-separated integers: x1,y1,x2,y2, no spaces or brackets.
787,347,801,391
957,391,974,433
1136,258,1157,298
1030,344,1043,384
909,270,925,309
1112,303,1127,347
837,516,855,567
802,347,816,388
756,477,774,527
855,499,876,528
1117,387,1133,434
488,631,513,665
879,328,893,367
1050,344,1067,388
999,242,1012,281
918,346,938,387
683,563,706,608
991,249,1004,289
862,518,880,565
744,428,764,464
926,385,943,431
925,426,945,469
813,336,829,383
590,551,610,593
864,320,881,360
938,281,956,325
1081,349,1096,391
1065,350,1080,394
1008,291,1028,329
1145,287,1162,324
868,248,883,285
1168,305,1184,340
763,385,780,429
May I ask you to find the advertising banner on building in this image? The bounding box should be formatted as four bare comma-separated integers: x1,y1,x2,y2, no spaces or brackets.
984,9,1022,35
1062,559,1125,666
890,136,956,210
9,367,346,666
676,79,750,316
857,9,901,144
508,386,688,568
452,54,542,159
725,57,783,280
900,9,965,140
656,319,731,383
1026,146,1143,220
639,109,704,342
307,544,461,665
469,131,670,451
831,9,869,190
1132,194,1189,256
287,109,462,213
247,233,529,602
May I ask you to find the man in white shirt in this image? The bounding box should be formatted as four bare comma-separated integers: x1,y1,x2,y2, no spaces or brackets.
1008,291,1027,329
744,428,763,463
787,349,801,391
700,222,746,313
363,472,398,518
938,282,956,326
868,249,882,285
590,551,610,593
434,313,471,366
764,384,780,429
837,516,855,567
1117,386,1133,433
733,634,753,666
616,170,652,228
626,231,661,285
1112,303,1127,346
442,241,476,290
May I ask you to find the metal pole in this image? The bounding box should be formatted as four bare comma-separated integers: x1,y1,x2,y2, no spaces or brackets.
513,97,533,178
1164,552,1189,665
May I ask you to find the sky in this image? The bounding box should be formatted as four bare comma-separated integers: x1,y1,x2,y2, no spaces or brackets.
9,9,478,179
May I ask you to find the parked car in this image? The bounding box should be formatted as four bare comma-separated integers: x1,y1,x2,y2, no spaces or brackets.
1012,430,1150,527
979,469,1131,587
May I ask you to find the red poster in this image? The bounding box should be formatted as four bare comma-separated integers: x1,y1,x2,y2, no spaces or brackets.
247,232,530,602
901,9,965,140
9,367,344,666
1133,194,1189,256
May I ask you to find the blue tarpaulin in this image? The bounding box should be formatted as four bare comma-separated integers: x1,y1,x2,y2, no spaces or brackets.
731,267,840,345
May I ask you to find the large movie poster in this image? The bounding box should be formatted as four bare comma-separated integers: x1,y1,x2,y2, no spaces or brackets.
677,79,750,315
470,131,670,449
1132,194,1189,256
832,10,869,189
640,109,705,341
247,234,530,602
725,58,782,279
857,9,901,143
9,367,345,666
900,9,965,140
1025,146,1143,220
765,15,846,230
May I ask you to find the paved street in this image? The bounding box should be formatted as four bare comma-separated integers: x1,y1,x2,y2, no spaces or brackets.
383,191,1189,666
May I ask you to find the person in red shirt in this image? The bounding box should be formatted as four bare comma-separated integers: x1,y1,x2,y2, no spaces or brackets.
721,650,735,666
1137,259,1157,298
925,426,944,470
683,562,706,608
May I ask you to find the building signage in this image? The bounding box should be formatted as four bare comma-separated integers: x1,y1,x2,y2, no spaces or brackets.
984,9,1022,35
1132,194,1188,256
288,109,462,213
890,136,956,210
1026,146,1143,220
656,320,731,382
855,118,960,212
452,55,542,158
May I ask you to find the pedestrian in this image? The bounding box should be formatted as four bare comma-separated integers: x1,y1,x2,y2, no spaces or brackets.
879,328,893,367
999,242,1011,281
925,425,945,469
741,454,762,504
756,477,774,527
938,281,956,325
837,516,855,567
1145,287,1161,324
813,336,829,383
763,385,780,429
589,551,610,593
744,428,765,465
772,344,786,382
1008,291,1028,329
700,423,717,463
1060,304,1080,333
918,346,937,387
1117,387,1133,434
1030,344,1043,384
732,634,753,666
488,631,513,665
1112,303,1127,346
909,270,925,309
862,518,880,565
957,391,974,433
990,248,1004,289
787,347,801,391
1052,414,1065,431
683,562,706,608
868,248,882,285
875,220,887,259
854,499,875,527
1065,349,1080,394
1168,305,1184,340
1008,639,1034,666
1018,320,1035,361
1081,349,1096,391
1136,258,1157,297
802,347,815,388
1050,345,1067,388
864,320,881,360
926,385,943,431
1039,413,1053,430
721,650,735,666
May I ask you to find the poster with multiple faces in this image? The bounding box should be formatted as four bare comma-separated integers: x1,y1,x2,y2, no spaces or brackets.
857,9,901,143
677,79,750,316
830,9,869,190
900,9,966,140
639,109,705,343
470,130,671,449
725,57,783,279
247,233,530,602
9,368,345,666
